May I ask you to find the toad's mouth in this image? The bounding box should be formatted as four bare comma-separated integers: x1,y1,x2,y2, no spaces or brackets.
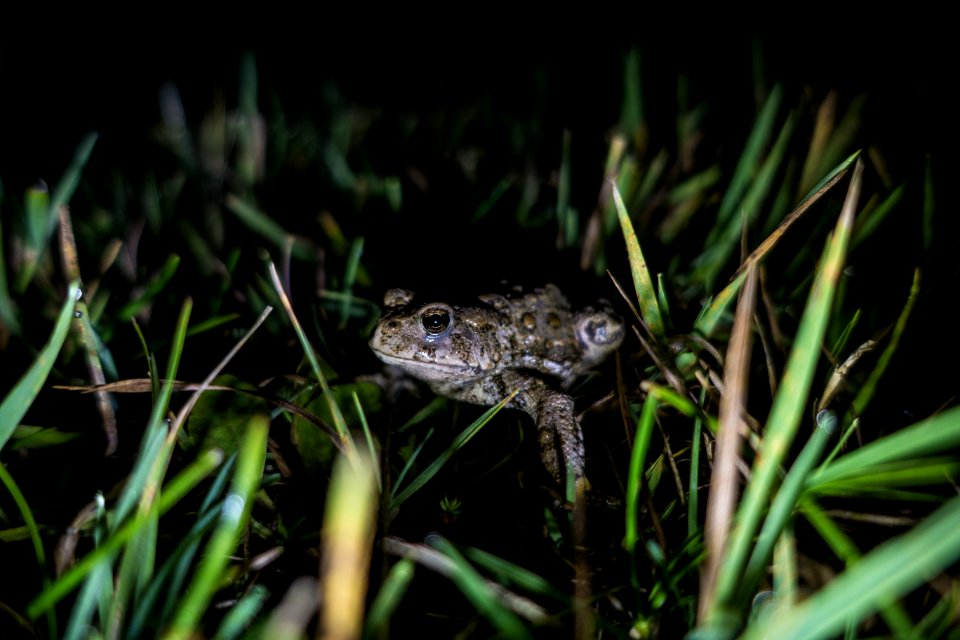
370,348,476,378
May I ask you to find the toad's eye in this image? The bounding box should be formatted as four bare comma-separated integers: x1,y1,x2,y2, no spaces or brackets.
421,308,451,335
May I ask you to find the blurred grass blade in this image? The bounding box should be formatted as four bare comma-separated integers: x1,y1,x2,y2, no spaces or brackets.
212,584,269,640
0,462,56,636
50,133,98,228
27,448,224,618
557,129,577,249
117,254,181,322
17,134,97,291
709,160,862,627
339,236,365,328
364,558,415,638
389,390,516,510
465,547,567,601
225,194,313,259
698,110,796,290
429,536,531,639
851,184,904,250
619,47,646,148
0,210,20,333
807,404,960,491
0,281,79,450
744,497,960,640
128,455,237,638
714,85,782,233
742,411,837,595
318,451,379,640
613,182,664,337
166,416,267,639
62,551,112,640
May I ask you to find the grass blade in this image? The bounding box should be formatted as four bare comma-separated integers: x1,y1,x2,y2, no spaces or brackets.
742,411,837,594
165,416,267,639
318,451,379,640
26,448,224,618
364,558,415,639
708,160,862,629
212,584,269,640
429,536,531,639
389,390,516,510
745,497,960,640
0,281,79,450
614,182,664,337
269,261,357,459
0,462,56,637
626,394,658,591
807,405,960,490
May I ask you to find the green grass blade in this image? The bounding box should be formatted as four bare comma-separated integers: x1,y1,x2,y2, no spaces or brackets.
364,558,415,639
127,505,220,637
211,584,269,640
744,497,960,640
715,85,783,232
743,411,837,592
709,160,861,626
389,391,516,510
0,462,56,637
113,298,193,525
693,271,745,340
117,254,181,322
128,455,236,637
338,236,365,328
849,268,920,418
50,133,98,228
688,387,707,539
626,395,658,591
269,261,357,458
465,546,567,601
225,194,313,260
16,134,98,291
557,130,577,249
429,536,531,639
0,281,79,450
26,449,224,618
698,109,796,290
62,551,112,640
352,390,381,491
807,405,960,490
619,47,645,143
166,416,267,639
800,496,861,565
851,184,905,250
614,182,664,337
0,211,20,334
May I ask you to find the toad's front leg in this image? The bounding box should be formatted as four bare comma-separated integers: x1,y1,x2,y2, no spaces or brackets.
504,373,586,484
535,390,585,485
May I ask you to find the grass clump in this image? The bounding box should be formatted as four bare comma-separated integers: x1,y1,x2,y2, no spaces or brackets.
0,44,954,639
